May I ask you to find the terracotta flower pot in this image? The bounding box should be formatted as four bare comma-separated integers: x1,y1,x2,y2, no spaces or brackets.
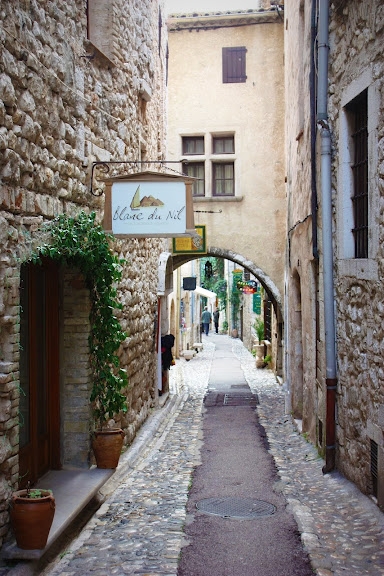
92,428,125,469
10,489,55,550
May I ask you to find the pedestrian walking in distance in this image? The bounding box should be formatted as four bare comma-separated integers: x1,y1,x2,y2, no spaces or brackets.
213,308,220,334
201,306,212,336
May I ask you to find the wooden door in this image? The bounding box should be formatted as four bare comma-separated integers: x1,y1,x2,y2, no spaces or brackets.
19,260,61,488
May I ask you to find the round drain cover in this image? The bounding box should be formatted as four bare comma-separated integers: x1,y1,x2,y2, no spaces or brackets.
196,497,276,519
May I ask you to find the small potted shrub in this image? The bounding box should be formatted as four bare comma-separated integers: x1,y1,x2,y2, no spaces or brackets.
253,318,265,368
10,484,55,550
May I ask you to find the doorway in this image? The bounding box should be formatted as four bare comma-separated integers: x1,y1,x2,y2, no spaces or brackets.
19,260,61,488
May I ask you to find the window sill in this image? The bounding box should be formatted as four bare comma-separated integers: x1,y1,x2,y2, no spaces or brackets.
338,258,378,281
193,196,243,203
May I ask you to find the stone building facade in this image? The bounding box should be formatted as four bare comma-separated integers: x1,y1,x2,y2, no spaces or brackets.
0,0,168,545
167,7,286,372
285,0,384,507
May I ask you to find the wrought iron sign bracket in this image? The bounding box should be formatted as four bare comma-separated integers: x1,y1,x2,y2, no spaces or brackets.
90,160,186,196
194,209,223,214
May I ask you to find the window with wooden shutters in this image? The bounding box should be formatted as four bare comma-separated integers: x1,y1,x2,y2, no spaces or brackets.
348,90,368,258
183,162,205,197
212,162,234,196
222,47,247,83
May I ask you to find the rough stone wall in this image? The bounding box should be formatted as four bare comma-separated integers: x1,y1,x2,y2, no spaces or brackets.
0,0,167,545
285,0,384,500
328,1,384,497
62,267,92,469
284,1,322,444
115,237,164,445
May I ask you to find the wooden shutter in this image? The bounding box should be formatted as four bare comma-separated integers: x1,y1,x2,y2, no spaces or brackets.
222,47,247,83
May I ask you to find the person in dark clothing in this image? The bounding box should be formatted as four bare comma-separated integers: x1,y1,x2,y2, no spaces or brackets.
160,334,175,396
161,334,175,370
201,307,211,336
213,309,220,333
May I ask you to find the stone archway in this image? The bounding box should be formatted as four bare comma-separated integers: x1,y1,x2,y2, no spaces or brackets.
173,246,282,311
172,246,284,376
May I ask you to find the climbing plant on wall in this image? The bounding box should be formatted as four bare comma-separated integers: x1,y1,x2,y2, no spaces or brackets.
28,211,128,429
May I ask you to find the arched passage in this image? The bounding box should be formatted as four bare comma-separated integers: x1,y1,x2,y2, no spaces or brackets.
172,246,284,377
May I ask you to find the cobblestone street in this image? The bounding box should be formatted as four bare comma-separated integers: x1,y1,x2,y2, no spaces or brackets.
22,336,384,575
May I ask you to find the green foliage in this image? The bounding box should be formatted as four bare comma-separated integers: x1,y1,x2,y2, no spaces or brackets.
200,257,227,312
254,318,264,344
25,485,52,498
231,271,242,330
29,211,128,429
212,278,227,310
27,489,43,498
263,354,272,364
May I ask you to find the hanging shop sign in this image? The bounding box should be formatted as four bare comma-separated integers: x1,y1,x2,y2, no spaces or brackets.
253,292,261,314
103,172,195,238
236,279,258,294
183,277,197,291
172,225,206,254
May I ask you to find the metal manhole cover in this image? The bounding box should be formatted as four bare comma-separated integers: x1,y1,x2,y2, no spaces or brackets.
196,497,276,519
203,392,259,407
223,393,259,406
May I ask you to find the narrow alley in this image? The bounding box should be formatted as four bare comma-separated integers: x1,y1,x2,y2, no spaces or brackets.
19,336,383,576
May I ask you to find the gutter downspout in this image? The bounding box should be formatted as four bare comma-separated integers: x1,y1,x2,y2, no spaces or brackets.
317,0,337,474
310,0,318,261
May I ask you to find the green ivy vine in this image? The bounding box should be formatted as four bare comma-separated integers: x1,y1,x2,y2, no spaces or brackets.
29,211,128,429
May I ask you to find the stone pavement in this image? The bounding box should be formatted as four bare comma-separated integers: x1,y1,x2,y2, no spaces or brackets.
15,336,384,575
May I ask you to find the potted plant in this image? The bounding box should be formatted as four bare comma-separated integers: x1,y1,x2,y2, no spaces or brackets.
263,354,272,368
10,484,55,550
35,212,129,468
254,318,264,344
253,318,265,368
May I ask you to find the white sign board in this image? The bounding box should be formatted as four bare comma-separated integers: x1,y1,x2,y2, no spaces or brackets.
110,180,189,237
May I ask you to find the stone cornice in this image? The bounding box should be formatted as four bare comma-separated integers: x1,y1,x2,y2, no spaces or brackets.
167,8,283,32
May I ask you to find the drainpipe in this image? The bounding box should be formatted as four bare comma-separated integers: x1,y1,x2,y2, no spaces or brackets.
310,0,318,261
317,0,337,473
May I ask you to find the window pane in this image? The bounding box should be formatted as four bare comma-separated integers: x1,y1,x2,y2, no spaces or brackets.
213,136,234,154
348,90,368,258
182,137,204,155
213,162,234,196
183,162,205,196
